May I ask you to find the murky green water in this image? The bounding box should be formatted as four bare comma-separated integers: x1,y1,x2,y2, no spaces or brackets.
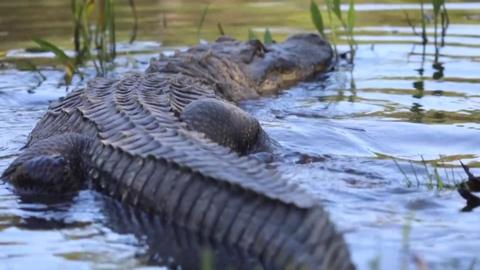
1,1,480,269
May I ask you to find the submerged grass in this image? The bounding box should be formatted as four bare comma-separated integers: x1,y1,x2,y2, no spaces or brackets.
392,155,464,191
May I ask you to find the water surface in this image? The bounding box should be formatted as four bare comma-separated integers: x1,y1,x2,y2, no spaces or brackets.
1,1,479,269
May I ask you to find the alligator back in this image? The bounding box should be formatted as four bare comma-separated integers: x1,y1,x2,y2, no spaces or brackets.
6,35,354,269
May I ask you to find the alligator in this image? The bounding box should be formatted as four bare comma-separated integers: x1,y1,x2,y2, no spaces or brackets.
2,33,355,269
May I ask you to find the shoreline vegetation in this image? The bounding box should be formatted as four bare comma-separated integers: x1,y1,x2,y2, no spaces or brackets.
4,1,449,84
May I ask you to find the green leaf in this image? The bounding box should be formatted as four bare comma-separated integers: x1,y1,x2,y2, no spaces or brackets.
248,29,257,40
333,0,342,20
310,0,325,37
347,0,355,35
15,60,37,71
32,38,77,84
263,28,273,45
434,167,444,190
85,0,95,21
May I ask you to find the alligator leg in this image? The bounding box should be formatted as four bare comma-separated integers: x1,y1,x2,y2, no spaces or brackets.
2,133,92,195
180,98,272,154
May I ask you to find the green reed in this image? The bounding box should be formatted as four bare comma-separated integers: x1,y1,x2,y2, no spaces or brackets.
197,4,211,41
392,155,463,191
246,28,275,45
248,29,258,41
310,0,357,64
32,0,137,84
405,0,449,69
263,28,273,45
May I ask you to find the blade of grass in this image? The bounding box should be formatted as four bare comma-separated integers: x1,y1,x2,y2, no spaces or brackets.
347,0,355,36
346,0,356,62
128,0,138,43
196,4,210,42
394,159,412,187
107,0,116,59
432,0,443,18
332,0,342,20
32,38,79,84
310,0,325,38
248,29,257,40
325,0,339,58
32,38,76,70
409,161,420,187
434,167,444,190
421,155,433,189
217,22,225,36
420,0,428,45
440,2,449,47
263,28,273,45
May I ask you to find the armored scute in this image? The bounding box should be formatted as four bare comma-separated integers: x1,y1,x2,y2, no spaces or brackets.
2,34,355,270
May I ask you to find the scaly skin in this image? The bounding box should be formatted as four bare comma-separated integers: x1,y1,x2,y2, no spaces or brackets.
2,34,355,269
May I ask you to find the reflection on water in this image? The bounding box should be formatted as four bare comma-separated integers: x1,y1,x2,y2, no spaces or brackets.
1,0,480,270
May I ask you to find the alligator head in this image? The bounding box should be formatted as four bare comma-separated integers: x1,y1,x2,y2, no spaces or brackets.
150,33,333,101
200,33,333,95
240,33,333,93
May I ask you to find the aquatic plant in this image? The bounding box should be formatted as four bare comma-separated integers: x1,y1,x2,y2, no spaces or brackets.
245,28,274,45
14,60,47,93
393,155,464,191
128,0,138,43
197,4,211,41
217,22,225,36
32,38,80,85
310,0,325,38
405,0,450,81
248,29,258,41
263,28,273,45
71,0,117,76
310,0,357,63
405,0,428,45
30,0,137,84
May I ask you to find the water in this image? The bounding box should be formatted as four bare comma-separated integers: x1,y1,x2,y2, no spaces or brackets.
1,1,480,269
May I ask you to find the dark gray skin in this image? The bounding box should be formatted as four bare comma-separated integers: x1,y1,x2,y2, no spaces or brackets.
2,34,355,269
